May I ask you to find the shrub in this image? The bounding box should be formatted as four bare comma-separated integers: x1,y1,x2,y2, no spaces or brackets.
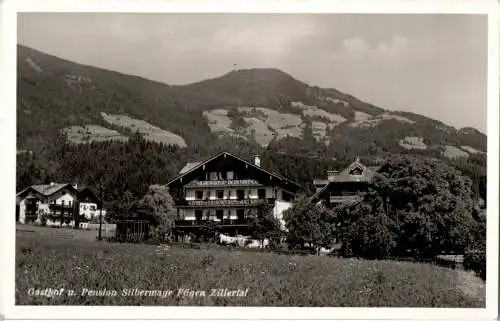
463,249,486,280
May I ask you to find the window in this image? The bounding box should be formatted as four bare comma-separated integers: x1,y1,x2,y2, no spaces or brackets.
227,171,234,180
90,205,96,211
83,205,87,210
216,190,224,199
236,189,245,201
195,210,203,221
216,210,224,220
68,201,72,207
258,189,266,199
282,191,292,202
195,191,203,200
209,172,217,180
236,209,245,221
62,191,66,196
350,167,363,175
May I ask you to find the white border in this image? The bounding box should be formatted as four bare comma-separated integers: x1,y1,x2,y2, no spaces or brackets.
1,0,498,320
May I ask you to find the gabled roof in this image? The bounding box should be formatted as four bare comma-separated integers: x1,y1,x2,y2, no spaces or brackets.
16,183,101,204
167,151,303,190
16,183,75,197
77,187,102,204
329,160,377,183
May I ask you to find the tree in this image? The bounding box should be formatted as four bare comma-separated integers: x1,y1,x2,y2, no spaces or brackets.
283,198,337,254
338,202,397,259
338,155,478,260
107,190,136,223
247,203,282,248
134,185,177,242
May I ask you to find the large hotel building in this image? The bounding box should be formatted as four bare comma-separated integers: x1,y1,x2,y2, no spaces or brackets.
167,152,303,235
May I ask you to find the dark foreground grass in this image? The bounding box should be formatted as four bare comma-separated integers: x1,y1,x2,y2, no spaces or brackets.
16,233,485,307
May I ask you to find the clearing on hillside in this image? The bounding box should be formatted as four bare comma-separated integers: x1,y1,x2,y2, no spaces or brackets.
101,112,187,147
399,136,428,150
443,145,470,159
349,112,415,128
62,125,129,144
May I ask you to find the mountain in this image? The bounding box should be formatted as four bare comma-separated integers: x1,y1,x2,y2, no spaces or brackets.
16,44,487,199
17,45,486,155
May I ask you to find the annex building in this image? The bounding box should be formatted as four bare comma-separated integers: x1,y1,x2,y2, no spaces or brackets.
310,158,380,208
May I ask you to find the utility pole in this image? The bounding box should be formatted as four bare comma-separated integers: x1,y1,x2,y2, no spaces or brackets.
98,188,103,241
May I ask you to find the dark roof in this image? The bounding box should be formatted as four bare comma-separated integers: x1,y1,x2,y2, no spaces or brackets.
168,151,303,190
17,183,101,203
309,183,332,204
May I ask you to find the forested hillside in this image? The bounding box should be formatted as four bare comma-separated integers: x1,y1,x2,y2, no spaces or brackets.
16,44,487,206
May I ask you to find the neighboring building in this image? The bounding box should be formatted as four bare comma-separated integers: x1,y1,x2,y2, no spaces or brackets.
78,187,106,221
310,158,380,208
16,183,101,226
167,151,303,236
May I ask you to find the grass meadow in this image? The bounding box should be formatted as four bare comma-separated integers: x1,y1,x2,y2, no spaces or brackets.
15,228,485,307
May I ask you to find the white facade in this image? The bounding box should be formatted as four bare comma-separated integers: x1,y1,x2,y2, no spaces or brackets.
18,187,78,224
179,186,294,228
80,202,106,220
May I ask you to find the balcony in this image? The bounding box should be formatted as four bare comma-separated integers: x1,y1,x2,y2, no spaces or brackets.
49,204,76,211
174,219,250,227
329,195,360,203
176,198,274,208
185,179,264,188
313,179,329,186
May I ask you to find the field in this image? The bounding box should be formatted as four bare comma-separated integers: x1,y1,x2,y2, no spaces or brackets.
16,230,485,307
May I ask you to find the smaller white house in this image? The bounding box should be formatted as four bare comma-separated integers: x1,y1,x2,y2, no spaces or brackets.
80,202,107,220
16,183,102,226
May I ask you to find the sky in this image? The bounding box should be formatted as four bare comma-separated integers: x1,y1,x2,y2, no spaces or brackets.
17,13,488,132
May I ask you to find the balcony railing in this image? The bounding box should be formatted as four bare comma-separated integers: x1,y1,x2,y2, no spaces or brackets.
329,195,360,203
185,179,264,188
49,204,76,211
176,198,274,208
174,219,250,227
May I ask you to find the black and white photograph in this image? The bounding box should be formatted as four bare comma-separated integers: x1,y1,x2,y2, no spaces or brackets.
1,1,498,320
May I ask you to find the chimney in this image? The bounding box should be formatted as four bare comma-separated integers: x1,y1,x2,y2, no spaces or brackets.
327,170,339,181
254,155,261,167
